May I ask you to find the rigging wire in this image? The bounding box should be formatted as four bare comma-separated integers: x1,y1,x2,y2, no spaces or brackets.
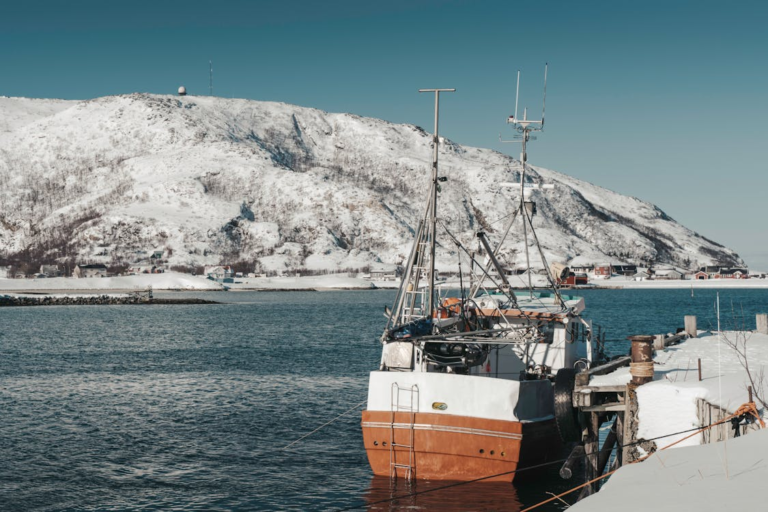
520,198,567,310
437,220,517,307
456,242,467,326
437,219,561,334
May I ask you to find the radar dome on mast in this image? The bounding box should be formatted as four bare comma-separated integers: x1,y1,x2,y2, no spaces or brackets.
178,86,187,96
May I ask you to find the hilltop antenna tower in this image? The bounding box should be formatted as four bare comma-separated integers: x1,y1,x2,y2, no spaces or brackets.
209,60,214,96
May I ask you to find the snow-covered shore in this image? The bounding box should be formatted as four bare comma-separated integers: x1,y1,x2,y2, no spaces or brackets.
0,272,223,292
590,276,768,289
0,272,387,293
4,272,767,294
446,274,768,290
225,274,383,290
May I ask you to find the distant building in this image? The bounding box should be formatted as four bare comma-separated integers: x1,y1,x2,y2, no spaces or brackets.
699,265,729,279
593,265,611,279
39,265,61,277
611,264,637,277
698,266,749,279
128,265,164,275
73,264,108,278
654,268,684,280
634,270,651,281
558,272,588,286
369,264,399,281
0,266,10,279
716,268,749,279
693,270,709,280
571,264,594,274
204,265,232,279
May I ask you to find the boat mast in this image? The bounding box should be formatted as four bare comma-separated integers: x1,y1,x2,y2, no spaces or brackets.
383,88,455,336
519,116,534,296
420,88,455,328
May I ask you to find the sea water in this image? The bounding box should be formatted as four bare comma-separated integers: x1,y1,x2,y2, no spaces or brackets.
1,288,767,511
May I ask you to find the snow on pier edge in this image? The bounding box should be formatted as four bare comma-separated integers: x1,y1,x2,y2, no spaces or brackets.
572,331,768,510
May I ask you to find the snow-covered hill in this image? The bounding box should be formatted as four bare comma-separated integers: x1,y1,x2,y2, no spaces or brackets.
0,94,742,272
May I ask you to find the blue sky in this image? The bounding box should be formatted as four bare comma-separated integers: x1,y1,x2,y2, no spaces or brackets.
2,0,766,269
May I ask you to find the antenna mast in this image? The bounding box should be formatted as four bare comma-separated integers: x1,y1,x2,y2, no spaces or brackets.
209,60,214,96
501,64,564,305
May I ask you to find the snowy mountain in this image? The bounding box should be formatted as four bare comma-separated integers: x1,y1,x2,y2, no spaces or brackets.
0,94,742,273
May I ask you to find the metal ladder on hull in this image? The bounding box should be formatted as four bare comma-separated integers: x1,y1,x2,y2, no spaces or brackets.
390,383,419,481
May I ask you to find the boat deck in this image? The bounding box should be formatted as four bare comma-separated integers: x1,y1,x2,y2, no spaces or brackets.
473,291,584,318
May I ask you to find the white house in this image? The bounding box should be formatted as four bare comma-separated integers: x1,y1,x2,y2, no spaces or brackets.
654,268,684,280
634,270,651,281
204,265,233,279
570,264,595,274
73,264,108,278
369,263,399,281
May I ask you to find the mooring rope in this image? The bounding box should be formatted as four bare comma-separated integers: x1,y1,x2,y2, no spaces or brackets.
336,403,764,512
629,361,655,378
280,399,368,451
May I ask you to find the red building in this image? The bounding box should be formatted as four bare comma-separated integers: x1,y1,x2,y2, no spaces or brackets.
559,272,589,286
594,265,611,278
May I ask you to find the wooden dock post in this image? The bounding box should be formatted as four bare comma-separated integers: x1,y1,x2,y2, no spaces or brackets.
757,314,768,335
597,417,619,475
621,385,633,464
559,445,584,479
685,315,697,338
654,334,665,351
698,358,702,381
578,412,601,499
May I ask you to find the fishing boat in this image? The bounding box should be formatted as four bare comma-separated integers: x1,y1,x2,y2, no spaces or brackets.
361,73,602,482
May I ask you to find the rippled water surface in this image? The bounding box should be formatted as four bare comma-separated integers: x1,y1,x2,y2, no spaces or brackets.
2,288,767,511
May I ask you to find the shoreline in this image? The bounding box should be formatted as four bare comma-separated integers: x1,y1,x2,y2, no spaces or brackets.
0,286,394,294
2,274,768,296
0,295,221,307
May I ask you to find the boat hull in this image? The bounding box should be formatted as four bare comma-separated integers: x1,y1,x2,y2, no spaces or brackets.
361,410,561,482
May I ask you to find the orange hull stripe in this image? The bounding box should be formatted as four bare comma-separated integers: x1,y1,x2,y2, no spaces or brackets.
362,410,531,482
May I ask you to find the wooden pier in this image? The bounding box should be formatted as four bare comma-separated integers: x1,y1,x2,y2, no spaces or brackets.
566,313,765,498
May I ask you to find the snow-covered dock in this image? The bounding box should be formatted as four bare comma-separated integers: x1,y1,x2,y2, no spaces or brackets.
569,427,768,511
591,329,768,449
527,319,768,511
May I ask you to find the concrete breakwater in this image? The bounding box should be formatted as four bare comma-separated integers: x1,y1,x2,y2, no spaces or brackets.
0,295,219,307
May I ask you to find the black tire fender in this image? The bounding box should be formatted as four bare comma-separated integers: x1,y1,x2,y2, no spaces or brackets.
554,368,582,443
